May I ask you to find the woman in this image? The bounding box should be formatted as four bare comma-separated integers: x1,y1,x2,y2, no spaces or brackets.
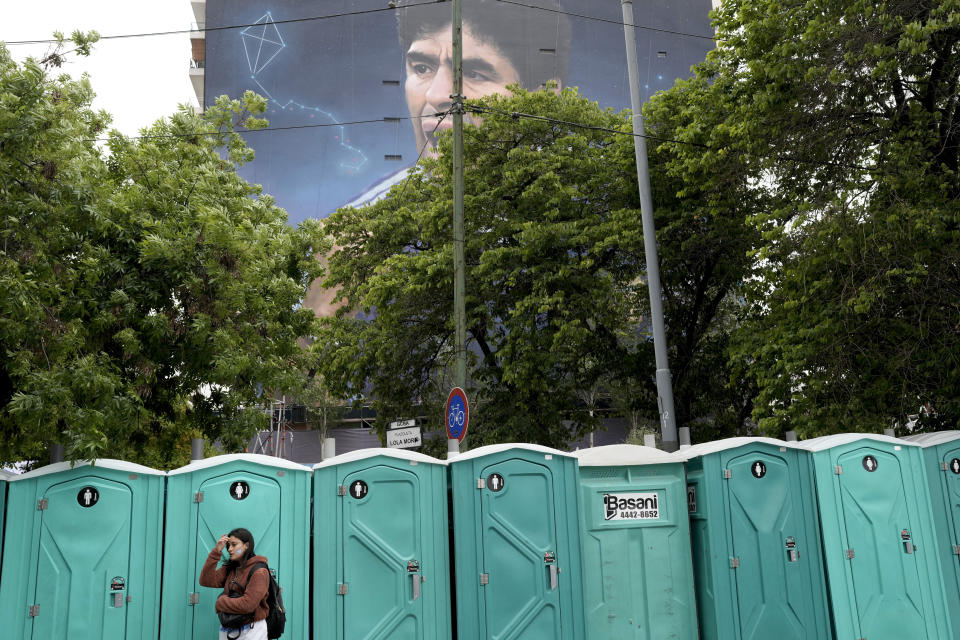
199,528,271,640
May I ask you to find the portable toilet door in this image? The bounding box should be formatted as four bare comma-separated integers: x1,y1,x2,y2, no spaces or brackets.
0,468,11,573
449,443,586,640
681,437,831,640
902,430,960,639
312,449,451,640
574,444,698,640
0,460,166,640
802,433,954,640
159,454,311,640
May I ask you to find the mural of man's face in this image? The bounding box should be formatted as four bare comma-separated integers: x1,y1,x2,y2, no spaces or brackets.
404,24,521,158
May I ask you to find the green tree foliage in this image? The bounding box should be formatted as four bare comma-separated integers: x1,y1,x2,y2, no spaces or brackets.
0,40,327,467
316,86,760,447
645,71,766,440
694,0,960,434
317,88,643,447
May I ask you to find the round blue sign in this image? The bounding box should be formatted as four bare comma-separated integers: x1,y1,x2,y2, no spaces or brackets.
446,387,469,442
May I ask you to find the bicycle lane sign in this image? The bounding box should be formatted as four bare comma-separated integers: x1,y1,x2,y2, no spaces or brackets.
446,387,469,444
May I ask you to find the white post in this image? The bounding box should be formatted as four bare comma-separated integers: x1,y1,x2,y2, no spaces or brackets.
322,438,336,460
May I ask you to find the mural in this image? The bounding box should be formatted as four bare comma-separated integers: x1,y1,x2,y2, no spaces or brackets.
204,0,715,223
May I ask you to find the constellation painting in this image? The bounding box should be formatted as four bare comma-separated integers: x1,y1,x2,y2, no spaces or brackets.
240,12,369,172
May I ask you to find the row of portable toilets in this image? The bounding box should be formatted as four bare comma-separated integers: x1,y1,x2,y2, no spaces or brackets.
0,433,959,639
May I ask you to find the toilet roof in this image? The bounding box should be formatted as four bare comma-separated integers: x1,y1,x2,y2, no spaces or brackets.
313,447,446,469
8,459,165,481
677,437,801,461
901,431,960,447
575,444,679,466
797,433,920,452
168,453,311,476
448,443,575,463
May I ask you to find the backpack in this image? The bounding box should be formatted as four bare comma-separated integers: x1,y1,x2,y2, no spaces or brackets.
246,562,286,639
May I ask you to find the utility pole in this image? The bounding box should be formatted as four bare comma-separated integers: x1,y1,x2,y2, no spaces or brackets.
620,0,679,452
449,0,466,457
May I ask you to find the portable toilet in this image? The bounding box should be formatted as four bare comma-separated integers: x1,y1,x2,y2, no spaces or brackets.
802,433,954,640
159,454,311,640
312,448,451,640
0,468,11,571
681,437,831,640
574,444,698,640
902,430,960,638
449,443,586,640
0,459,165,640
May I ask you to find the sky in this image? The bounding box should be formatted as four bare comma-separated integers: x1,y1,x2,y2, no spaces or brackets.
6,0,199,137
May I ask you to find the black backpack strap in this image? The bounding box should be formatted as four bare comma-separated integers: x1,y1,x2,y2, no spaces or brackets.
246,561,269,583
223,566,242,596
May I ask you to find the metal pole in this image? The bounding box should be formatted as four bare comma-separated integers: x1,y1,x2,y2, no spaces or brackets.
678,426,691,450
449,0,465,456
620,0,679,452
279,395,286,458
191,438,205,461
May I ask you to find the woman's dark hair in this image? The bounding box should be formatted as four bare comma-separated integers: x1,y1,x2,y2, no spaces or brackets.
223,528,256,572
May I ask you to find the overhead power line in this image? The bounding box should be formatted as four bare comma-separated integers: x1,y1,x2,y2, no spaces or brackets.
3,1,440,46
391,110,450,204
470,104,876,172
79,114,443,144
4,0,717,47
469,104,711,148
493,0,717,41
75,102,872,175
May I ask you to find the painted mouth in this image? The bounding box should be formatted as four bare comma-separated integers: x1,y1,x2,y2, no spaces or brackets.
422,114,452,147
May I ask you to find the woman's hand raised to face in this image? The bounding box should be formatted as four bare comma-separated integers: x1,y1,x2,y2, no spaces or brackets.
215,534,230,553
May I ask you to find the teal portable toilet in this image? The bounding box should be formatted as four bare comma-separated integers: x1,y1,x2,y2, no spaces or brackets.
449,443,586,640
802,433,954,640
574,444,698,640
0,459,165,640
312,448,451,640
160,454,311,640
902,430,960,638
681,437,831,640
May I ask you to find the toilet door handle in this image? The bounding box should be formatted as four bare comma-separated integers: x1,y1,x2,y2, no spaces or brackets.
548,565,558,590
902,529,914,554
412,574,421,601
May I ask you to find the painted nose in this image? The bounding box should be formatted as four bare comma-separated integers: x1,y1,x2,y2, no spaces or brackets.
425,63,454,114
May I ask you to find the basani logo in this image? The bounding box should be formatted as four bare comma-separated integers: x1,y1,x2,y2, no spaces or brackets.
603,492,659,521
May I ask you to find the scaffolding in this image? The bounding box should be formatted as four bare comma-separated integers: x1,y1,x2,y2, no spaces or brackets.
250,396,294,458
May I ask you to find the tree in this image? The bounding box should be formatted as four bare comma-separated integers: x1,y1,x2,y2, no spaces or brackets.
316,85,763,447
644,70,767,440
316,88,648,447
0,39,328,467
692,0,960,434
